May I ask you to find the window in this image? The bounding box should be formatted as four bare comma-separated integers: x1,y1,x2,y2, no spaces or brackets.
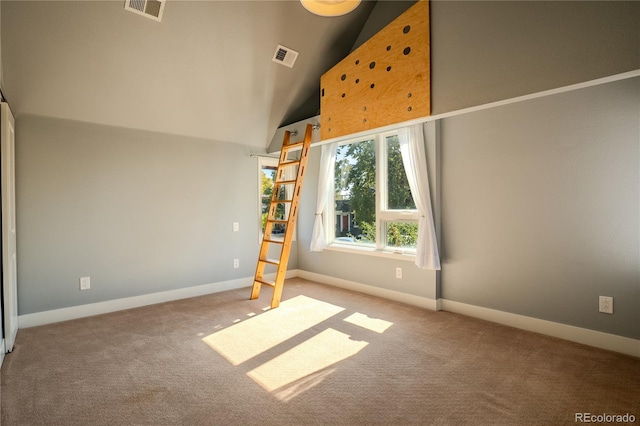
328,132,418,254
258,156,296,242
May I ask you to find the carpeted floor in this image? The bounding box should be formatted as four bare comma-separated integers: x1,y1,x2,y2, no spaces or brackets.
2,278,639,425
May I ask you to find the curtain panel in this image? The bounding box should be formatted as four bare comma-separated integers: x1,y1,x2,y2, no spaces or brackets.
398,124,441,270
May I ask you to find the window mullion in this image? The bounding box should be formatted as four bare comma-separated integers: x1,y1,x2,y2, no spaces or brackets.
375,134,384,250
327,155,336,244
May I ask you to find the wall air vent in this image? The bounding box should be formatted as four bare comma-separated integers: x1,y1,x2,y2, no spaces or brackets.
124,0,165,22
272,45,299,68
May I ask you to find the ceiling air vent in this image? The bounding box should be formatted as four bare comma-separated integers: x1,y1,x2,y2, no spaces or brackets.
272,45,299,68
124,0,165,22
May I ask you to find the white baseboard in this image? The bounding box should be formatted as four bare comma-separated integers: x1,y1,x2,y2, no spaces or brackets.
18,276,255,328
18,270,302,329
294,269,439,311
440,299,640,359
17,269,639,358
294,270,638,358
0,339,5,367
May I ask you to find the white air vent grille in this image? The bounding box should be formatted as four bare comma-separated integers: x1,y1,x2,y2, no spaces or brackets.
125,0,165,22
272,45,299,68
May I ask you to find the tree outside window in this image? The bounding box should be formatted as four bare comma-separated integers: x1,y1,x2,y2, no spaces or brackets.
332,133,418,252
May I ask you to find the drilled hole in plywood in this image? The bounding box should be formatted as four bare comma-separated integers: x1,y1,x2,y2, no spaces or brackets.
387,66,392,72
370,83,375,89
403,25,411,34
355,78,360,84
386,45,391,51
355,59,360,65
341,74,347,81
341,93,346,98
404,47,411,55
369,61,376,69
408,106,412,111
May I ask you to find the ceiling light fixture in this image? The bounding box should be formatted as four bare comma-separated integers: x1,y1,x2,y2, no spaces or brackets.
300,0,361,17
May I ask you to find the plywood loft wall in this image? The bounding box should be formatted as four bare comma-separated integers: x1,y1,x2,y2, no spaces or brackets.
320,1,430,140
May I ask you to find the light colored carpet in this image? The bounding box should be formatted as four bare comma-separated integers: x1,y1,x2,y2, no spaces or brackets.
2,278,639,425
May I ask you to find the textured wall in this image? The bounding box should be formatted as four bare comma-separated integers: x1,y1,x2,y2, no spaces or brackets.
440,78,639,339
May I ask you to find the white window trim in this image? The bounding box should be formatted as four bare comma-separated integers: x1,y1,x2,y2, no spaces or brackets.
325,131,418,257
324,242,416,261
258,156,297,243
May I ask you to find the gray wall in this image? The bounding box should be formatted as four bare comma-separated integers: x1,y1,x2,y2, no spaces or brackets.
440,77,639,339
15,116,294,315
285,1,640,340
297,126,439,300
8,0,640,344
350,0,415,51
0,0,374,150
336,0,639,117
296,0,639,340
430,1,639,114
0,0,3,90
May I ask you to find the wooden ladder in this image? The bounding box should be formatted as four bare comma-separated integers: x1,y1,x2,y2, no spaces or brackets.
250,124,313,308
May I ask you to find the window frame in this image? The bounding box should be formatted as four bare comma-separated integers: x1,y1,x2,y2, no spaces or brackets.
258,156,296,244
326,130,418,257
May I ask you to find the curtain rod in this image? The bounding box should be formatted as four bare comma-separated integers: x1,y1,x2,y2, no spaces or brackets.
249,153,279,159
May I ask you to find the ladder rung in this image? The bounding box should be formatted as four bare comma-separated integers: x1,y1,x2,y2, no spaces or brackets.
254,278,275,288
282,141,304,150
263,238,284,244
259,258,280,266
251,123,313,309
279,160,300,167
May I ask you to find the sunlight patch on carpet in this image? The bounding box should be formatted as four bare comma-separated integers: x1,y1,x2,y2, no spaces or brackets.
247,328,368,393
343,312,393,333
202,294,394,400
272,367,336,402
202,295,344,365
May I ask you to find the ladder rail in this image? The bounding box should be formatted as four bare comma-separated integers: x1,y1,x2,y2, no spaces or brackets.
251,124,313,308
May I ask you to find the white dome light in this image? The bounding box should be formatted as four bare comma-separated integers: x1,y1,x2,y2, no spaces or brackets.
300,0,362,17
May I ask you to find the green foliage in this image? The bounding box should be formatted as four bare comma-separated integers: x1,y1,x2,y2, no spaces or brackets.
358,221,376,243
386,136,416,210
334,152,351,196
386,222,418,248
336,140,376,224
261,171,273,197
336,137,418,248
261,170,286,233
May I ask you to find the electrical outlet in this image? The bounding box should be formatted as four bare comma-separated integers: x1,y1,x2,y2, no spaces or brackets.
599,296,613,314
79,276,91,290
395,267,402,279
233,259,239,269
233,222,239,232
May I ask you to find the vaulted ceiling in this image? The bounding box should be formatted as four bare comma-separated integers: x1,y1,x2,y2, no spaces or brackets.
1,0,383,149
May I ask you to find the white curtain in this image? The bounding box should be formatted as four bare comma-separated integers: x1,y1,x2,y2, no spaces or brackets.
310,143,337,251
397,124,441,270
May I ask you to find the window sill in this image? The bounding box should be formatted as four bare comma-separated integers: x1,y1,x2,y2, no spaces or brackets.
324,243,416,262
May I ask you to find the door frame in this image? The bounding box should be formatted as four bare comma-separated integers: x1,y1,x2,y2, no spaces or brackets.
2,101,18,353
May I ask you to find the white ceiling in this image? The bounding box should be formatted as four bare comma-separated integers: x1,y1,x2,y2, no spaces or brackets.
1,0,375,149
